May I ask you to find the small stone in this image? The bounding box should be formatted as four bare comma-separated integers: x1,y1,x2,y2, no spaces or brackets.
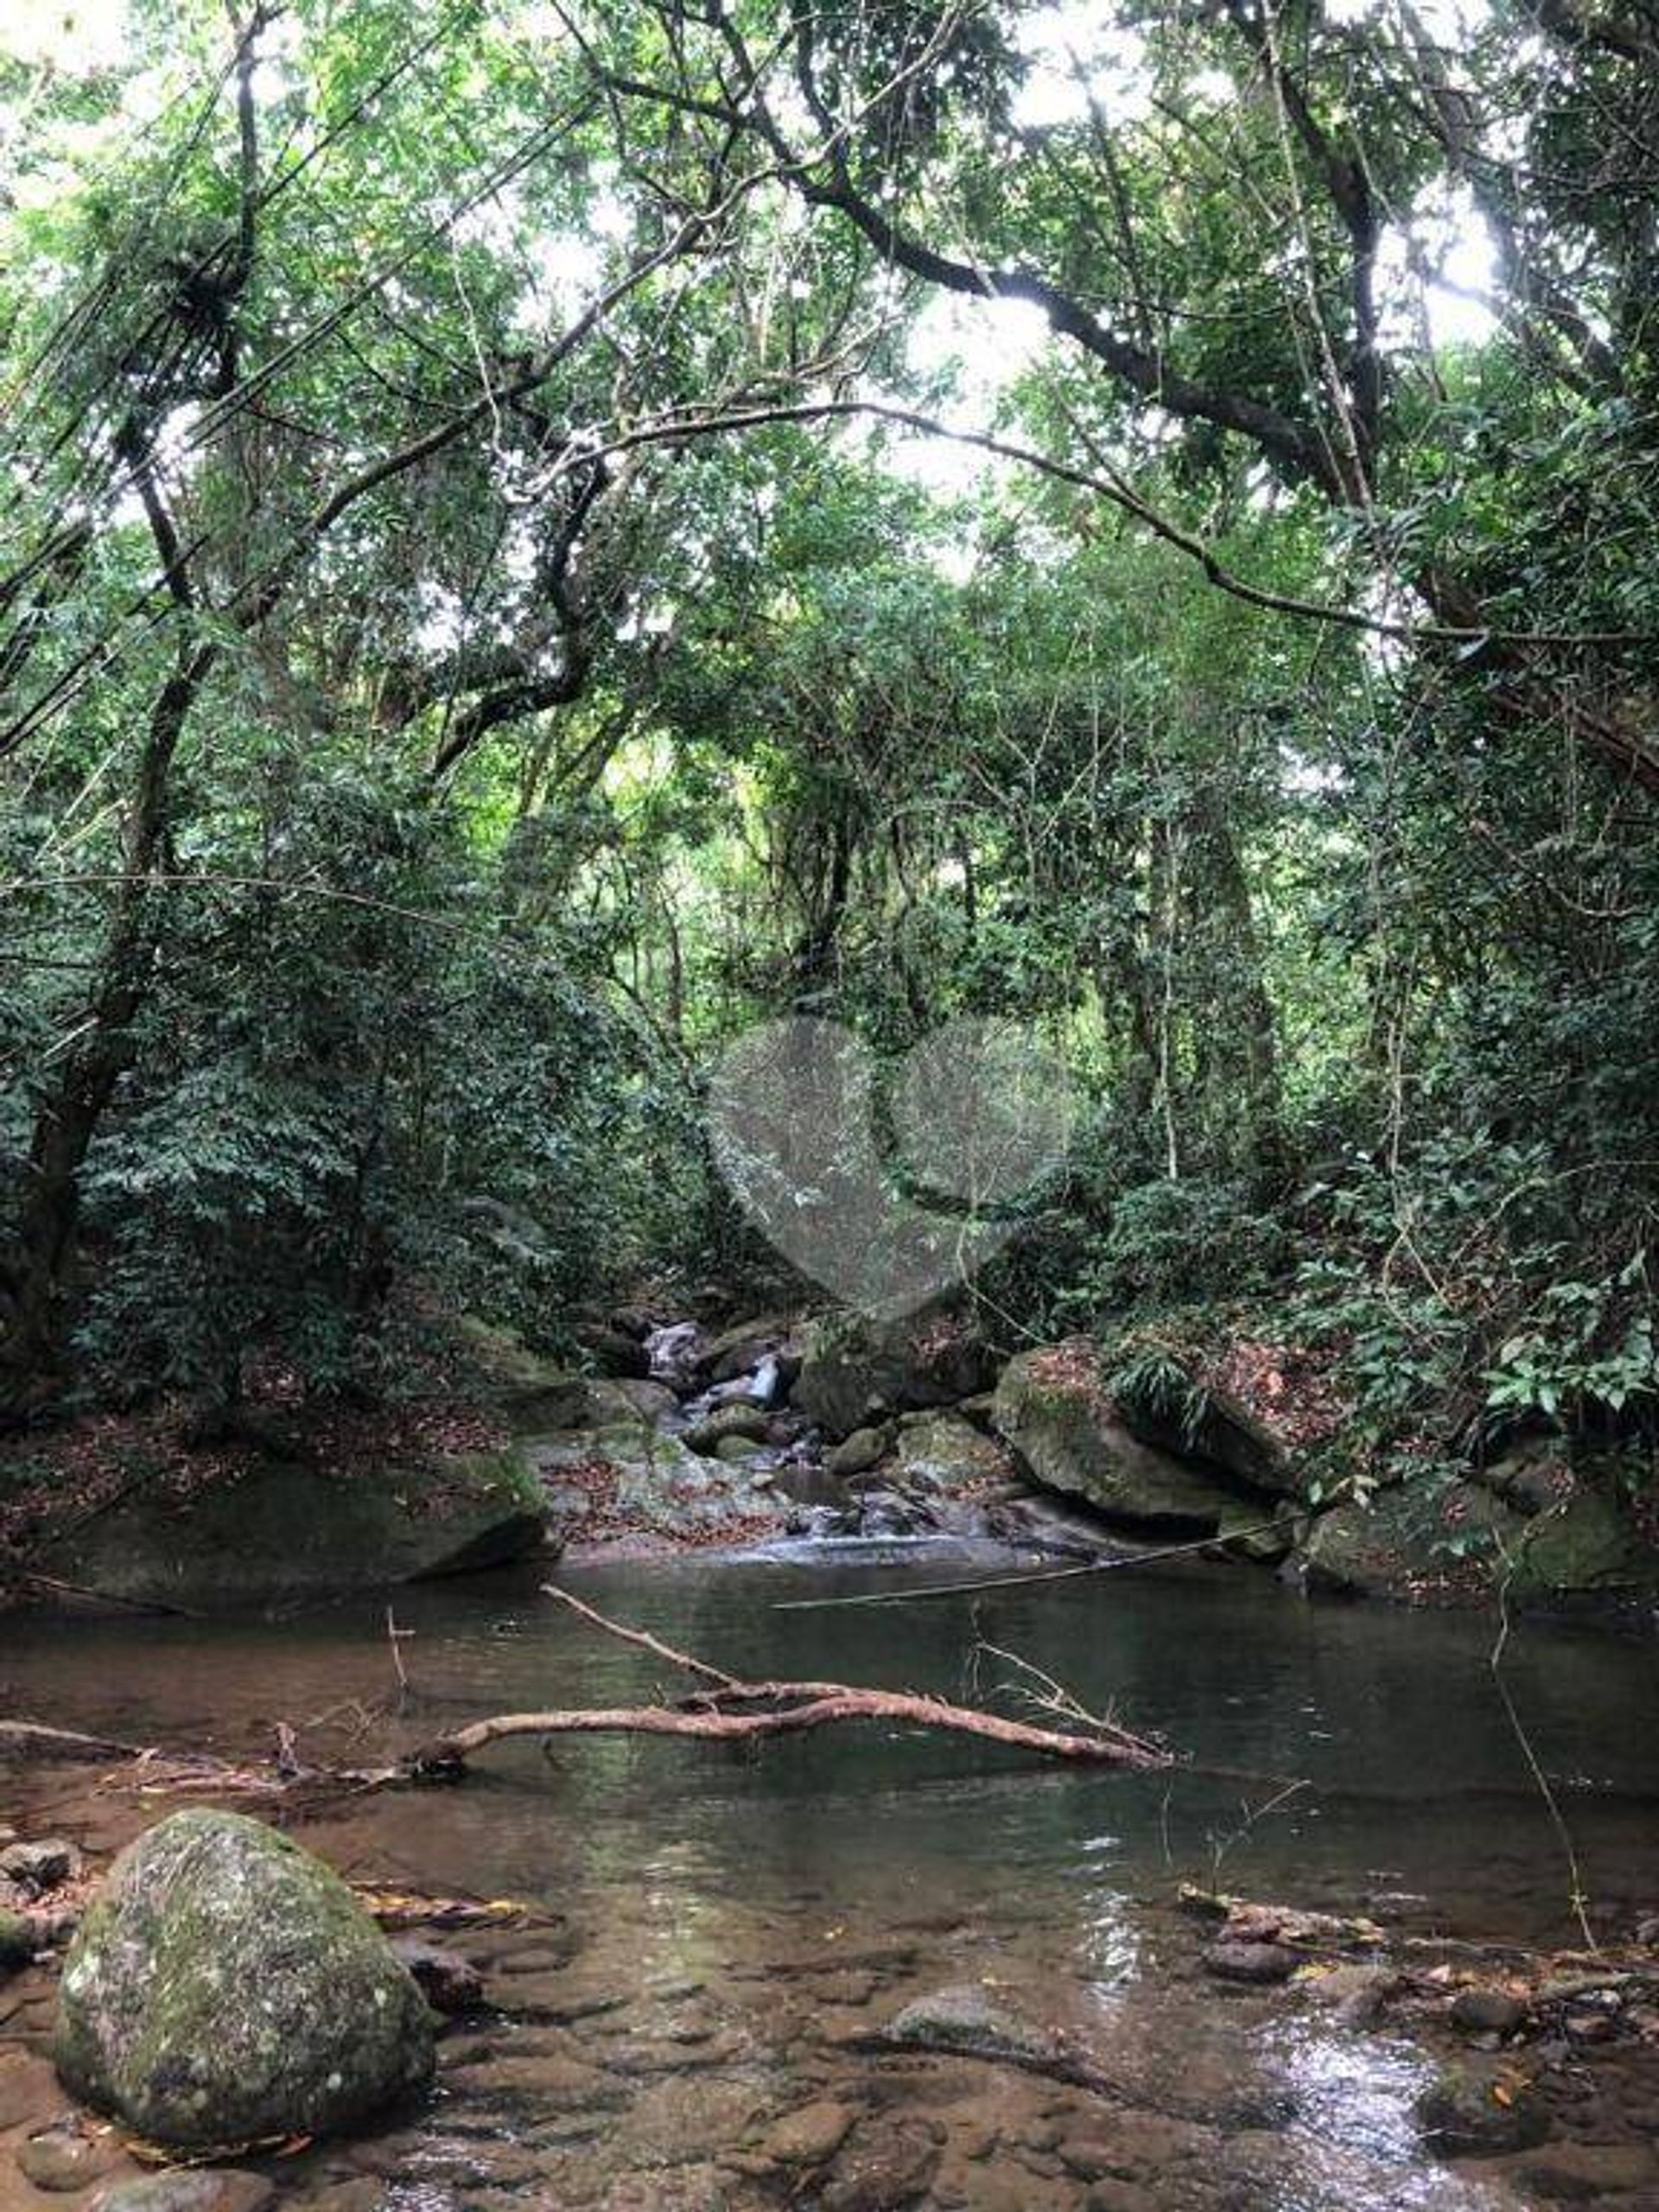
0,1839,81,1893
1451,1986,1529,2037
92,2173,278,2212
389,1935,485,2015
762,2099,859,2164
1565,2011,1618,2044
19,2120,125,2192
1415,2060,1550,2156
1202,1942,1300,1984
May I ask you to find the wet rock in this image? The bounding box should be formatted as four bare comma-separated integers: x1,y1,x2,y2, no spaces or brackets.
821,2116,942,2210
793,1312,995,1440
20,2118,128,2192
92,2176,277,2212
1202,1941,1300,1984
1565,2010,1618,2044
826,1425,893,1478
696,1313,801,1388
715,1433,764,1464
646,1320,704,1389
1,1838,81,1892
1300,1962,1398,2026
1520,2141,1658,2199
1216,1500,1296,1564
993,1344,1241,1532
55,1808,434,2147
1451,1986,1529,2037
760,2098,860,2164
1414,2058,1550,2156
391,1935,485,2015
686,1402,772,1454
886,1984,1055,2065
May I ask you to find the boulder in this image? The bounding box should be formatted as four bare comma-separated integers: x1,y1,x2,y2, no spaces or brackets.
1113,1360,1296,1496
532,1424,786,1547
55,1809,433,2147
792,1312,996,1440
450,1314,588,1429
695,1313,803,1387
35,1447,547,1611
1509,1486,1659,1603
897,1413,1014,1492
992,1343,1242,1532
826,1425,893,1478
684,1402,772,1455
1297,1482,1524,1603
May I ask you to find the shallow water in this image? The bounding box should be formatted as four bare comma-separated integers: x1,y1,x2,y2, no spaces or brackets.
5,1547,1659,2209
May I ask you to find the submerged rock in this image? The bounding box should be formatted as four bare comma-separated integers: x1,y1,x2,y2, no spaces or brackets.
55,1808,434,2147
993,1343,1242,1531
92,2176,276,2212
1414,2057,1549,2156
885,1983,1057,2065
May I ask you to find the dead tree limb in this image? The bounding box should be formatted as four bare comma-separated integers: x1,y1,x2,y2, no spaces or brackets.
405,1586,1173,1778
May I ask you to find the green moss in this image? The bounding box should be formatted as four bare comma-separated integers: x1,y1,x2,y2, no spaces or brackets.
55,1809,433,2147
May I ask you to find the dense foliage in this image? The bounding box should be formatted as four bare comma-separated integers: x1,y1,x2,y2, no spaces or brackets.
3,0,1657,1488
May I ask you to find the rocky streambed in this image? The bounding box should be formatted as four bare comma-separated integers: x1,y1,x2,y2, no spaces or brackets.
3,1548,1659,2209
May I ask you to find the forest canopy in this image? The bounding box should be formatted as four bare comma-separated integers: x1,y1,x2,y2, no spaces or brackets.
2,0,1657,1496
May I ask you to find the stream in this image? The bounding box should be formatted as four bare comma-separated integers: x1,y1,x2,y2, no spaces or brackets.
4,1546,1659,2209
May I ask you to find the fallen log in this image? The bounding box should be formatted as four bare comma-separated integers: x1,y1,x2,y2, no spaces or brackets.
405,1586,1172,1777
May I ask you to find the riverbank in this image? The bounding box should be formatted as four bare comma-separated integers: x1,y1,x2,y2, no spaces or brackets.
6,1302,1659,1626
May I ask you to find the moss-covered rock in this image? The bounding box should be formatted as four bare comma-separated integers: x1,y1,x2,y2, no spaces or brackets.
36,1447,546,1611
791,1311,996,1439
531,1423,786,1546
992,1342,1242,1531
55,1809,433,2147
897,1413,1015,1492
1509,1487,1659,1602
1298,1483,1523,1602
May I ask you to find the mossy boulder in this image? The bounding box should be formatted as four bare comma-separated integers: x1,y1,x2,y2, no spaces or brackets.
1298,1482,1523,1603
897,1413,1014,1492
992,1342,1242,1531
36,1448,546,1611
1509,1487,1659,1603
791,1311,996,1439
532,1423,786,1545
55,1809,433,2147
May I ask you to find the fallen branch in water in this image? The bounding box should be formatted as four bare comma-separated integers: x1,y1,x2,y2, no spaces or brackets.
404,1584,1173,1778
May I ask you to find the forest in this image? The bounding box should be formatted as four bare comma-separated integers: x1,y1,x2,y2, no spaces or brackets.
3,4,1659,2207
4,0,1659,1507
